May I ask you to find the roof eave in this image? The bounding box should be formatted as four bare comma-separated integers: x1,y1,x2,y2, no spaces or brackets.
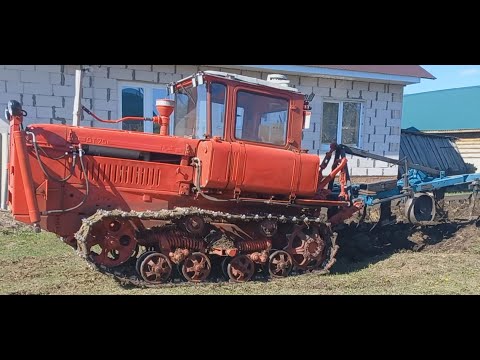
217,65,421,85
423,128,480,134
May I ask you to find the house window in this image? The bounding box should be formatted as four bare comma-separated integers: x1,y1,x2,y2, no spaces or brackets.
321,101,362,148
119,82,168,133
235,90,288,146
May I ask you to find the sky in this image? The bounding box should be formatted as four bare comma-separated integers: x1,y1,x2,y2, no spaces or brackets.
404,65,480,94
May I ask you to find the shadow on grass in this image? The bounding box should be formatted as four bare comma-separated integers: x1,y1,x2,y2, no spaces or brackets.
115,219,480,289
331,219,478,275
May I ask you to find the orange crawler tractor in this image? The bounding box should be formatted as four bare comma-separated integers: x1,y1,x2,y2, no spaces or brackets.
5,71,363,285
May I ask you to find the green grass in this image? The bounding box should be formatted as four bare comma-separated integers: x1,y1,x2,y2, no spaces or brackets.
1,223,480,295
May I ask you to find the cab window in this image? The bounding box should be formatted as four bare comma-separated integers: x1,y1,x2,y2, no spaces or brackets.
211,83,226,138
235,90,288,145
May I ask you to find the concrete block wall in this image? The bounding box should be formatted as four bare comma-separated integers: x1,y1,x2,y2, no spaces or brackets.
0,64,404,177
0,65,204,128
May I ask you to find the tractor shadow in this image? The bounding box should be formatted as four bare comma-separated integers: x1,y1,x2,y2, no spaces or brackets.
331,218,480,275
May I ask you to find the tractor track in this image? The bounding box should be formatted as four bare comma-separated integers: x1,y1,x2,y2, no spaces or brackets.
74,207,339,288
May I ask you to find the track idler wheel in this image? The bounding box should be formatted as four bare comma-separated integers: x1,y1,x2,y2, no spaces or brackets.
284,224,326,271
267,250,293,278
139,252,173,284
86,218,137,267
181,252,212,283
405,193,436,223
227,255,255,282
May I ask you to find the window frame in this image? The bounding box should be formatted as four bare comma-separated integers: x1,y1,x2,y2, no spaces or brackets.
171,82,207,139
232,87,290,148
208,81,228,139
117,81,169,133
320,99,364,150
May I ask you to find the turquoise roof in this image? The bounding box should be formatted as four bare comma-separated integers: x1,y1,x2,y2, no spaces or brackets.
402,86,480,130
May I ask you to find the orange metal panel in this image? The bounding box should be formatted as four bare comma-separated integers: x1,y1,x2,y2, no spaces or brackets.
28,124,200,156
298,153,320,195
195,140,232,189
76,156,193,193
236,144,319,197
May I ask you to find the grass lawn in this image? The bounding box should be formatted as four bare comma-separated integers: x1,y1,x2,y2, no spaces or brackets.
1,217,479,295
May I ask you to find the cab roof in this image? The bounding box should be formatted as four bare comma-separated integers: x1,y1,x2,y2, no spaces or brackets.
175,70,300,94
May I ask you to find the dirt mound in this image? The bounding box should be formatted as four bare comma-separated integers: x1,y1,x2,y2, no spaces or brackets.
0,211,32,233
336,200,480,265
420,219,480,253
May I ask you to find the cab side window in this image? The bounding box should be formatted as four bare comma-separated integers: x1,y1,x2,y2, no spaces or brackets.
211,83,226,138
235,90,288,145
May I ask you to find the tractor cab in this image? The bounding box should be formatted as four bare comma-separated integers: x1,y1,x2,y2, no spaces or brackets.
168,71,311,152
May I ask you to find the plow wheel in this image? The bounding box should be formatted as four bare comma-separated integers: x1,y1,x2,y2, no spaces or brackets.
267,250,293,278
181,252,212,283
284,224,326,271
227,255,255,282
139,252,172,284
85,218,137,267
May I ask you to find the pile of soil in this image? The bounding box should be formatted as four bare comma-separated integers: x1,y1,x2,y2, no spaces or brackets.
336,199,480,263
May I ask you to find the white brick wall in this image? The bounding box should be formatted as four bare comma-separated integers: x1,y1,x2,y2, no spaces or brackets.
135,70,157,82
369,83,386,92
0,64,406,178
241,70,262,78
109,68,133,81
20,71,50,83
24,83,52,95
35,65,62,73
377,92,391,102
7,82,24,94
35,95,62,107
176,65,199,76
127,65,152,71
305,76,406,177
318,78,335,88
313,87,330,97
153,65,175,73
53,85,74,97
353,81,369,90
0,69,20,81
5,65,35,70
300,77,318,87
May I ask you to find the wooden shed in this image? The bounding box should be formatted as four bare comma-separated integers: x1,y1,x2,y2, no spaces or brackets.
399,128,467,176
423,129,480,173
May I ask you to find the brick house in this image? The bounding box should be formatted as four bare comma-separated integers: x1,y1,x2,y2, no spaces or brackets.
0,65,434,179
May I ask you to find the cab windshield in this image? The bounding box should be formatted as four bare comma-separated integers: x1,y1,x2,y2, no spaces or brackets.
172,83,207,138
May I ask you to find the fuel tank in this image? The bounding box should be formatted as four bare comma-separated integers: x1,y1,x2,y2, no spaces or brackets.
195,139,319,197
